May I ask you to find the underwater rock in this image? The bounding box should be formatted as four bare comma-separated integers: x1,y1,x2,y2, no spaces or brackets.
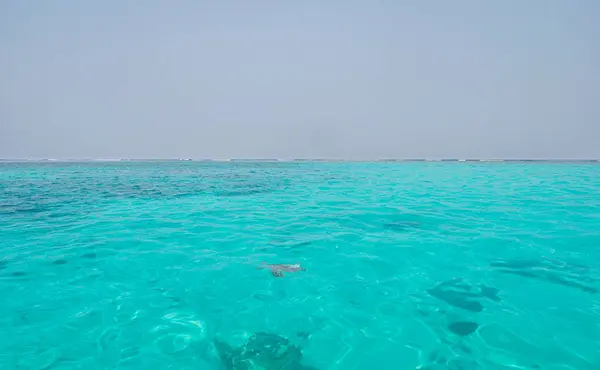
427,285,484,313
296,331,310,340
244,332,302,368
490,258,598,294
213,331,317,370
448,321,479,336
478,285,500,302
214,339,250,370
427,279,502,312
446,358,483,370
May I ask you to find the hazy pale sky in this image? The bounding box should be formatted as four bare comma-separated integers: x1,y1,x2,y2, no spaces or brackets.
1,1,599,159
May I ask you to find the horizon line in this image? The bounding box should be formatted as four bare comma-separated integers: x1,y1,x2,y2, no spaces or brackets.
1,158,599,163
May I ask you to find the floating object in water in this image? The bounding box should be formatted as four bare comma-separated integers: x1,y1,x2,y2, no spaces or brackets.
257,262,306,277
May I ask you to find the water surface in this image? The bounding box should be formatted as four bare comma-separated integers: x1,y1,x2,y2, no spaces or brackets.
1,162,599,369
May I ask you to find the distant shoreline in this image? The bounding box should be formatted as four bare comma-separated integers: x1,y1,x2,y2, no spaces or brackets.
1,158,598,163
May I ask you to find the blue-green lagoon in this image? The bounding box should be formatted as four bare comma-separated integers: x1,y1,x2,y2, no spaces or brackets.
1,161,599,369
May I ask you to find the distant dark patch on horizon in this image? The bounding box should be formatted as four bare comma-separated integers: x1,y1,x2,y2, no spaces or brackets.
46,211,74,219
210,177,284,197
382,220,422,232
1,204,53,216
213,187,274,197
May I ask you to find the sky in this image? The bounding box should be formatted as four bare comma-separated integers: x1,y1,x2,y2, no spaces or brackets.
1,1,599,159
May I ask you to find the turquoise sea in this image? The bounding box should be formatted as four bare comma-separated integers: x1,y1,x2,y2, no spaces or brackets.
1,161,599,370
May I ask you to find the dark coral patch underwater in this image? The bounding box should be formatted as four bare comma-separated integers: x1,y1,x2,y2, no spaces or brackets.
448,321,479,336
213,332,318,370
427,279,500,313
490,258,598,294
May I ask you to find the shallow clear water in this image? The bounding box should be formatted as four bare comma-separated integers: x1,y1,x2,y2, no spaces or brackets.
1,162,599,370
